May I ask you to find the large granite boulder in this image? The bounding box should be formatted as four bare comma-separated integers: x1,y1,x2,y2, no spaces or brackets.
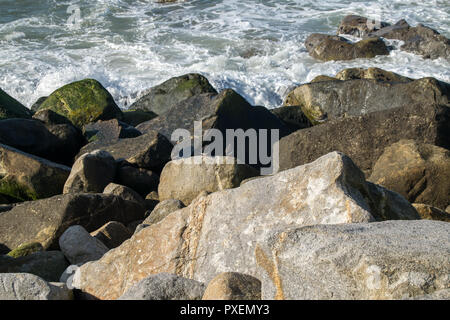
279,103,450,176
72,152,419,299
130,73,217,115
0,118,85,165
37,79,123,127
0,144,71,203
0,193,145,251
0,251,69,282
256,220,450,299
118,273,206,300
0,87,32,120
77,131,173,172
369,140,450,210
283,77,449,125
63,150,117,194
0,273,72,300
305,34,389,61
158,156,259,205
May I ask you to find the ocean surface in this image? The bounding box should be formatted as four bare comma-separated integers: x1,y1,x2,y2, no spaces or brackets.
0,0,449,110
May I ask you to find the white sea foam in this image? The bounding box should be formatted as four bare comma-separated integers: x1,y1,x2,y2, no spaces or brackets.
0,0,448,109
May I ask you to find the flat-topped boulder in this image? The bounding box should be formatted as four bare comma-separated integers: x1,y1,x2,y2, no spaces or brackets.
283,77,449,124
72,152,419,299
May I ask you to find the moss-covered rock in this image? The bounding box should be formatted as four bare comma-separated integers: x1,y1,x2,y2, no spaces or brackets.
0,88,32,120
7,242,44,258
38,79,123,127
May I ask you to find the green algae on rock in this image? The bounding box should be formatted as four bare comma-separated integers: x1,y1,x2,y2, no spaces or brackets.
38,79,123,127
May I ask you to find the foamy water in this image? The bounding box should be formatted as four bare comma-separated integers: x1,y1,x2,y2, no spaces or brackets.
0,0,449,110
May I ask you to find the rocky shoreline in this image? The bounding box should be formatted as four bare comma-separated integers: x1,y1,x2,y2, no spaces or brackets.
0,15,449,300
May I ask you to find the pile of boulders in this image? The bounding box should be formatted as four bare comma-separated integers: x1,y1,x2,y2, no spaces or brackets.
0,14,448,300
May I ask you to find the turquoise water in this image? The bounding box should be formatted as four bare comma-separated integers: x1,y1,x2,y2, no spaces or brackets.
0,0,449,109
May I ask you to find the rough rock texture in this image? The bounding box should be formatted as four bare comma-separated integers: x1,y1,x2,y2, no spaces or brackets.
0,87,32,120
158,156,259,205
337,15,390,37
283,77,449,125
368,140,450,210
370,20,450,60
103,183,144,204
256,220,450,299
0,251,69,282
0,144,71,203
202,272,261,300
412,204,450,222
305,34,389,61
115,165,160,197
73,152,419,299
408,289,450,300
335,67,412,82
91,221,132,249
0,118,85,165
118,273,206,300
0,193,145,251
7,242,43,258
63,150,116,194
279,103,450,176
136,199,185,233
0,273,72,300
83,119,141,142
59,225,109,265
130,73,217,115
77,131,173,172
37,79,123,127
